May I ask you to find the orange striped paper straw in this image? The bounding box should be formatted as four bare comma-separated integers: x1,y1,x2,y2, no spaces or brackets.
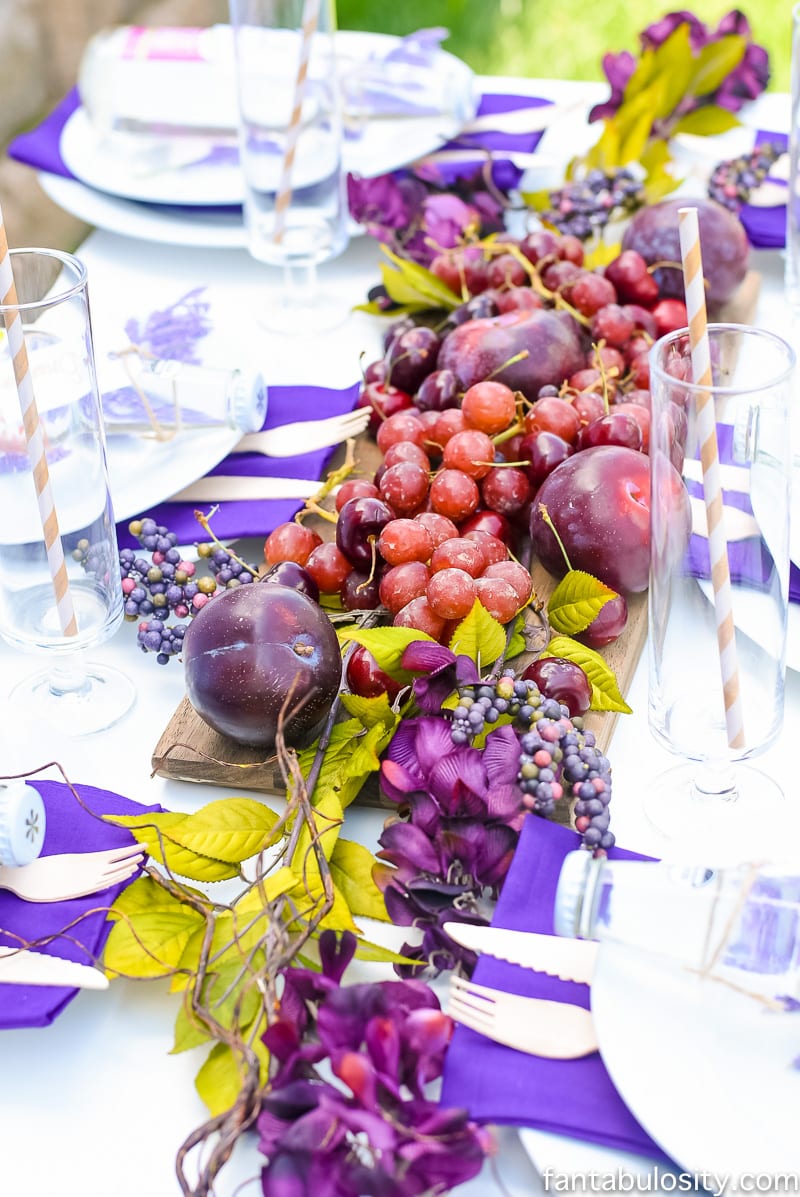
678,205,744,750
0,219,78,637
273,0,321,243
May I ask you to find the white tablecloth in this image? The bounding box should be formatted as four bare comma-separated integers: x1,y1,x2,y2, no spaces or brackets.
0,79,797,1197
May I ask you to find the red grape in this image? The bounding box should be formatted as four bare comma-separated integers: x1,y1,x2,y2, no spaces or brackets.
482,560,533,606
523,396,580,445
430,537,485,577
393,596,446,639
335,479,380,511
475,576,519,623
264,522,322,567
304,542,352,593
414,511,460,548
463,529,508,566
429,470,480,522
462,381,516,435
383,441,431,471
378,462,430,515
480,466,531,517
442,429,496,480
570,273,617,317
377,519,433,566
376,411,425,454
427,568,477,620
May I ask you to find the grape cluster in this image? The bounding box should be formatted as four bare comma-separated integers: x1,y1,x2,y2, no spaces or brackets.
118,518,258,664
707,142,784,213
450,671,614,852
541,168,646,241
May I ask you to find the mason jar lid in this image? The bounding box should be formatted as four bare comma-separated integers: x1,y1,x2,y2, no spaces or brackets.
0,781,46,867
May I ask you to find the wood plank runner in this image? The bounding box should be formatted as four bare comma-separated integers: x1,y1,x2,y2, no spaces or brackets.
152,272,761,823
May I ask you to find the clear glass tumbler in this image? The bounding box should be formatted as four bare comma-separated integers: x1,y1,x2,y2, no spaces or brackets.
229,0,349,332
0,249,135,734
647,324,794,856
786,3,800,311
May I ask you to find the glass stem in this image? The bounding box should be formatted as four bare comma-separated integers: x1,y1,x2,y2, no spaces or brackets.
692,759,738,803
48,653,91,701
283,258,318,307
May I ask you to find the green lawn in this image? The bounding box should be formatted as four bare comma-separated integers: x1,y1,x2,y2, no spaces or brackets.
337,1,792,92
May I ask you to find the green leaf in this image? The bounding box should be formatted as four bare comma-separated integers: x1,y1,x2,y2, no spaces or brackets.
506,613,527,661
108,873,194,922
380,248,461,310
171,998,213,1054
686,35,746,98
671,105,741,137
164,797,281,864
616,88,661,166
204,961,263,1034
448,600,506,669
648,24,694,119
340,691,400,731
339,625,435,682
104,905,206,978
353,939,424,966
108,811,239,881
291,786,344,870
329,838,389,922
542,635,633,714
548,571,616,636
195,1042,245,1118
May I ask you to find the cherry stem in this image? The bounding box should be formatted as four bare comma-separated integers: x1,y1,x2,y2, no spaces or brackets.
478,459,531,469
538,502,574,573
492,421,524,447
357,536,379,592
295,440,357,525
193,509,259,578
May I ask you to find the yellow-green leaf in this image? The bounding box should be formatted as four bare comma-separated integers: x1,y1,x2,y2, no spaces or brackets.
686,34,745,98
330,838,389,922
108,811,239,881
448,600,506,669
171,998,213,1054
353,939,423,966
381,248,461,310
548,571,617,636
671,105,741,137
542,635,632,714
195,1042,245,1118
583,239,624,270
506,613,527,660
291,786,344,872
104,906,205,978
340,691,399,731
648,24,694,119
107,873,194,922
165,797,281,864
339,625,435,682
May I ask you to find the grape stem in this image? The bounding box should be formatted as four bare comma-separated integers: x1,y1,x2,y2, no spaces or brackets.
193,508,259,578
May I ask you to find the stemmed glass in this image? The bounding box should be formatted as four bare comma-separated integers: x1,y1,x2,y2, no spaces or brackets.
646,323,794,858
228,0,350,333
0,248,135,735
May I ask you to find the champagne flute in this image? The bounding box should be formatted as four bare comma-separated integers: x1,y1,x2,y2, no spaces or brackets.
229,0,350,333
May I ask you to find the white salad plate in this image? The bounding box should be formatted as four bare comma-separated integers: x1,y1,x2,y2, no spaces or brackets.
58,31,477,206
589,942,800,1177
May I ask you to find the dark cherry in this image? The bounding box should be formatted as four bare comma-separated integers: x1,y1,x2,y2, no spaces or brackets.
522,657,591,717
345,644,402,700
335,497,395,568
576,592,628,649
362,359,389,385
458,508,512,544
341,569,382,610
262,561,320,603
382,315,416,351
357,381,414,435
446,292,500,327
385,326,441,393
521,430,574,490
415,368,460,413
578,412,643,453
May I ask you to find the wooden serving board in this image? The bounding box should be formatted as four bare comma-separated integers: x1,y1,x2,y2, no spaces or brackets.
152,272,760,818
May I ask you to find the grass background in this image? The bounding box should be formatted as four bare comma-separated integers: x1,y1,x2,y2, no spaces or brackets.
336,1,792,93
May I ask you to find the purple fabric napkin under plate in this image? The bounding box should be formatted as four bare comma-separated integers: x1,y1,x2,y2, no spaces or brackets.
683,423,800,604
0,779,158,1030
116,381,361,547
7,89,550,203
440,816,676,1165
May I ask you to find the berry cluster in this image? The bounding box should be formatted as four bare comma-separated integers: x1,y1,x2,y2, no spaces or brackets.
118,518,258,664
707,142,784,213
541,168,646,241
450,671,614,851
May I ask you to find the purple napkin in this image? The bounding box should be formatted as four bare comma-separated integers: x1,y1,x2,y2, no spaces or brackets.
441,816,675,1164
7,88,550,202
738,130,787,251
683,424,800,604
0,779,158,1030
116,381,361,547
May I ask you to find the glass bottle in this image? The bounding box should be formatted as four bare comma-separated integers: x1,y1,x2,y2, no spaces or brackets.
555,850,800,1001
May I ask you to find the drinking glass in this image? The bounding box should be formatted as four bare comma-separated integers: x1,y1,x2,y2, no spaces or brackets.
228,0,349,333
0,248,135,735
786,3,800,312
647,324,794,856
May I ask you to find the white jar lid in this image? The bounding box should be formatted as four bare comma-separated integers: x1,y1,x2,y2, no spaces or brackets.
0,781,47,867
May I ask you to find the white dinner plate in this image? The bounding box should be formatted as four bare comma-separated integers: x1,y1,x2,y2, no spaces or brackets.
591,942,800,1176
59,31,477,205
104,422,242,524
39,172,249,248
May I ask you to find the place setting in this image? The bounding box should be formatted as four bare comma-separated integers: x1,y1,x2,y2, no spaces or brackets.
1,5,800,1196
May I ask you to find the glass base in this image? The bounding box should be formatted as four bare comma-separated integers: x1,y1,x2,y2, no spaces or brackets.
10,662,137,737
256,287,349,334
642,761,788,864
